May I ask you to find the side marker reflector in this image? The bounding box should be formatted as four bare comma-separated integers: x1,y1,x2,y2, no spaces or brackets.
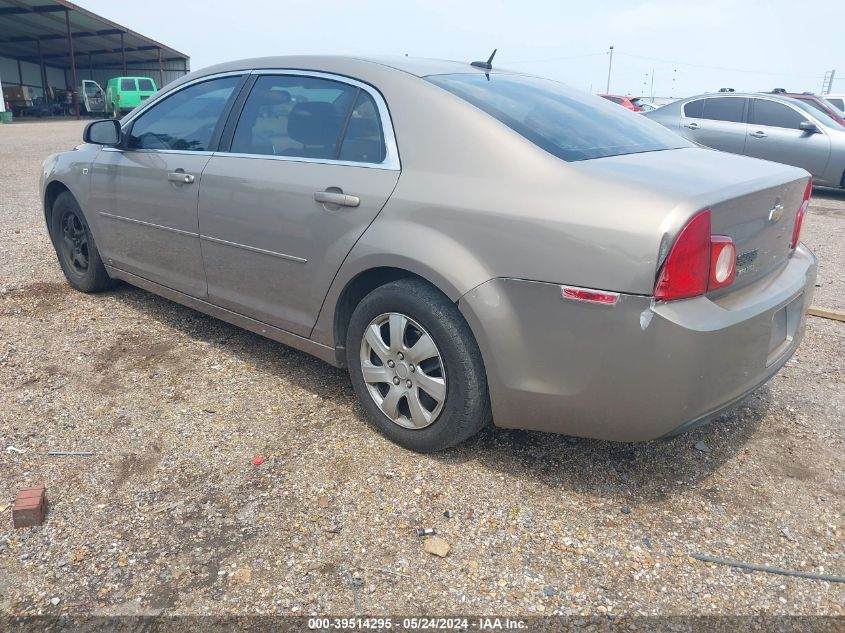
561,285,620,305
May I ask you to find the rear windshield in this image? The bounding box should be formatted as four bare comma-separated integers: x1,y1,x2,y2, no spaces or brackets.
428,73,690,161
120,79,136,91
137,78,156,91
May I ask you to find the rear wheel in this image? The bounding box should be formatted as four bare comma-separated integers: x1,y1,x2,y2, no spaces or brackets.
50,191,114,293
346,278,491,452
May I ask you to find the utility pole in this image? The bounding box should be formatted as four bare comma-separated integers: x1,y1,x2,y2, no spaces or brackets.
605,45,614,93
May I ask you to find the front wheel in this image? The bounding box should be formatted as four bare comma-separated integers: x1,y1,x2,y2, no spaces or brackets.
50,191,114,293
346,278,491,452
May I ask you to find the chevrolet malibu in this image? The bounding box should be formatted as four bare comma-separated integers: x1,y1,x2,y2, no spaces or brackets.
41,56,817,452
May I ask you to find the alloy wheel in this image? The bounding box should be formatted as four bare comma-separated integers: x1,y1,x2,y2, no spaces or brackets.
359,312,447,429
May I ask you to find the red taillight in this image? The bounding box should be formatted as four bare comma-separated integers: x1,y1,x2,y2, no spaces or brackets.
654,210,712,301
791,179,812,249
654,209,737,301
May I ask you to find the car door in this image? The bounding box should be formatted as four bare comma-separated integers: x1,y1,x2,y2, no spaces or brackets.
743,97,831,177
197,72,401,337
88,74,244,297
81,80,105,114
679,96,748,154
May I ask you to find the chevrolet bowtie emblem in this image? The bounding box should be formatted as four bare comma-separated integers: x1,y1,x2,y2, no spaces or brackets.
768,202,784,223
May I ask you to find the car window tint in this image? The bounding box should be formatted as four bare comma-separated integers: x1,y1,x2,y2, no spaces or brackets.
137,78,155,91
601,95,623,104
120,79,136,91
701,97,745,123
749,99,805,129
337,91,386,163
827,98,844,111
128,76,240,151
683,99,705,118
230,75,357,159
429,74,690,161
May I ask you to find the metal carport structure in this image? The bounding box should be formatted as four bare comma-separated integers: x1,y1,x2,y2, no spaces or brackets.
0,0,189,118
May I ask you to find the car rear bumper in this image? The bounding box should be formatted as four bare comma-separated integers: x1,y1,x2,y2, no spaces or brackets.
457,244,817,441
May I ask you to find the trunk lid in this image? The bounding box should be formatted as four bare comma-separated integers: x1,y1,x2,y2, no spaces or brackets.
574,147,810,293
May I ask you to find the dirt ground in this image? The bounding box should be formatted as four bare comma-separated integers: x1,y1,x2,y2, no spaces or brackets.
0,119,842,617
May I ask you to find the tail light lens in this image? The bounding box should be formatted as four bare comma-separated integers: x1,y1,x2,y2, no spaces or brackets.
709,237,737,290
791,179,812,249
654,209,737,301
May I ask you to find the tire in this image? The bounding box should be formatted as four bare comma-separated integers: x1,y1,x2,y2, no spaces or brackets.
346,278,491,452
50,191,114,293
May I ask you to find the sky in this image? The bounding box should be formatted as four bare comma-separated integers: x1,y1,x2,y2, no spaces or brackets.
76,0,845,100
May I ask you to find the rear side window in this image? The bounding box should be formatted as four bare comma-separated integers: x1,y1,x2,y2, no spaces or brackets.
338,91,386,163
827,97,844,111
128,76,240,151
749,99,805,129
683,99,705,118
120,78,136,91
428,74,690,161
137,78,156,91
230,74,386,163
700,97,746,123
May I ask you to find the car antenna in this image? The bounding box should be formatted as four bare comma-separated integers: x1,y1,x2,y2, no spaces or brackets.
471,49,497,71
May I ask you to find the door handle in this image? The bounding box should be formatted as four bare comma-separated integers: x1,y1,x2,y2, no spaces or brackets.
314,190,360,207
749,130,768,138
168,171,195,184
684,122,700,130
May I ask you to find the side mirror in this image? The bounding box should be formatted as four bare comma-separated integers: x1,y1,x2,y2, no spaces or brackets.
83,119,121,145
799,120,820,134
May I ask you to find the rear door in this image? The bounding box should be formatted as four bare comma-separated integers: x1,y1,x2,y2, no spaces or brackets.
136,77,158,105
89,74,244,297
743,97,831,176
197,72,401,337
680,96,748,154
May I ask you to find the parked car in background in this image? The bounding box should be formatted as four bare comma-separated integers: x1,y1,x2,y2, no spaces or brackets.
106,76,158,118
768,91,845,126
647,92,845,188
824,94,845,113
42,56,816,452
635,100,660,112
598,93,644,112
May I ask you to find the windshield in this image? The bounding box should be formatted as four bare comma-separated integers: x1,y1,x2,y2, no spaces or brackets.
792,98,845,130
427,73,690,161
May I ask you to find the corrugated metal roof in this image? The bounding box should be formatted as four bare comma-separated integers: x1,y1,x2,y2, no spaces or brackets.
0,0,188,68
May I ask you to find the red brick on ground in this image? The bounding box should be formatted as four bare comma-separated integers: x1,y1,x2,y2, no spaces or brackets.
12,484,47,528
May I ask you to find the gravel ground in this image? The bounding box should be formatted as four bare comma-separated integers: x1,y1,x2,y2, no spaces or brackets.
0,119,842,617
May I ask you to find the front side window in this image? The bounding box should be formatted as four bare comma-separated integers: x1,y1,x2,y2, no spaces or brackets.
230,75,385,162
748,99,805,129
127,76,240,151
700,97,746,123
137,78,156,91
429,73,690,161
120,78,136,91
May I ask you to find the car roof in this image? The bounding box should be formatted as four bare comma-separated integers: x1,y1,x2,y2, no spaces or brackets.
679,92,808,106
191,55,511,80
